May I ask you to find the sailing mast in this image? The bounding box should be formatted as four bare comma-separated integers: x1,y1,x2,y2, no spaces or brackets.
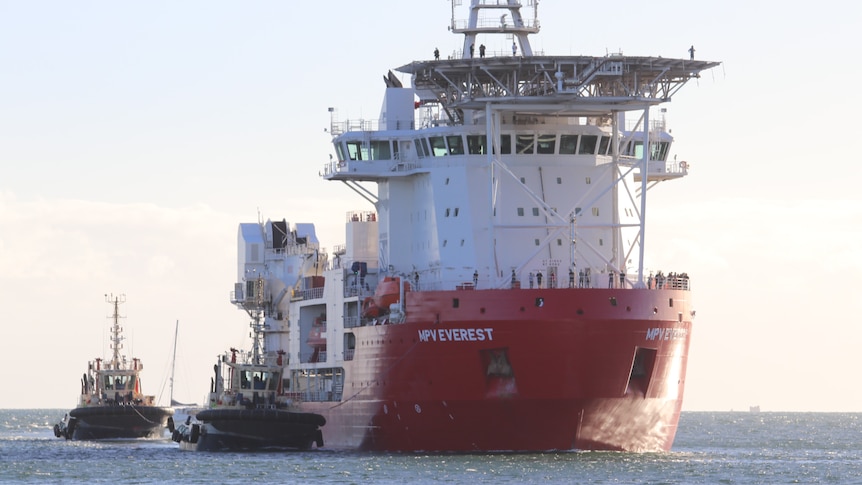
169,320,179,405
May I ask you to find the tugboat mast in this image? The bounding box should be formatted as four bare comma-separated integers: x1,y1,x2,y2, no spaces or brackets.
105,293,126,370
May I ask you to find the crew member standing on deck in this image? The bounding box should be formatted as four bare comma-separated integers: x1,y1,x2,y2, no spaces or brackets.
512,41,517,56
434,47,439,60
479,44,486,58
689,45,695,60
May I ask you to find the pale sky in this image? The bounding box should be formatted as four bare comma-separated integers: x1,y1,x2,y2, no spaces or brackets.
1,1,860,412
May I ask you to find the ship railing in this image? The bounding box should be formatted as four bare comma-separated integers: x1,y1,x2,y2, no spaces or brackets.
300,351,327,363
329,118,378,135
406,272,691,291
344,316,361,328
343,274,378,299
343,349,355,361
293,287,324,301
299,390,327,402
323,158,425,178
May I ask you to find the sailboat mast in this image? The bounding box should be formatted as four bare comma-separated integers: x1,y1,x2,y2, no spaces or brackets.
170,320,179,404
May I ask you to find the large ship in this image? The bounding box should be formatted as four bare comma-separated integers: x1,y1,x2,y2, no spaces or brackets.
228,0,718,452
54,295,173,440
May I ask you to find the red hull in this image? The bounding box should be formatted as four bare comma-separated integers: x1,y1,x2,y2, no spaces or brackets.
296,286,692,452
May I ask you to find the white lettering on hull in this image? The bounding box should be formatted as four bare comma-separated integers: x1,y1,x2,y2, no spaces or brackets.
417,328,494,343
645,327,688,341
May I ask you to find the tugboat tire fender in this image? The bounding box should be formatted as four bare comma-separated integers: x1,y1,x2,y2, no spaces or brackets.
189,423,200,444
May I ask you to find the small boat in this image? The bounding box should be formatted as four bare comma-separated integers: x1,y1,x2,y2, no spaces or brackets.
165,320,204,426
54,294,173,440
170,313,325,451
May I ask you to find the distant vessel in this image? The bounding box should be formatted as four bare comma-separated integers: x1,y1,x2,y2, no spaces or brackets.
54,295,173,440
228,0,718,452
170,315,325,451
164,320,203,427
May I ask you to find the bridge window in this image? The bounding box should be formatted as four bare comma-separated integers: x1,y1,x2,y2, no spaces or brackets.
370,140,392,160
560,135,578,154
429,136,447,156
516,134,535,154
496,134,512,154
517,208,525,216
652,142,670,161
598,136,611,155
532,207,539,216
467,135,486,154
537,134,556,154
625,141,644,158
579,135,598,154
346,141,366,161
447,135,465,155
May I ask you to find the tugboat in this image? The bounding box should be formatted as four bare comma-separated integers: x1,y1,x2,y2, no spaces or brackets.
170,286,325,451
54,294,173,440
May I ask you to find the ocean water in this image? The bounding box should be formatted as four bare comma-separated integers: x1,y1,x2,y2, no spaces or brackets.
1,410,860,484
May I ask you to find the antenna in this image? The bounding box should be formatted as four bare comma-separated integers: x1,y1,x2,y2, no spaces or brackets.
104,293,126,369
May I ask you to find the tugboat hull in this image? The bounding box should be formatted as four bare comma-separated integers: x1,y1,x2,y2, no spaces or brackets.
174,409,325,451
64,405,173,440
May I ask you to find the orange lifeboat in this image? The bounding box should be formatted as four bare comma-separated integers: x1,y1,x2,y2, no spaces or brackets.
306,316,326,347
361,277,411,318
